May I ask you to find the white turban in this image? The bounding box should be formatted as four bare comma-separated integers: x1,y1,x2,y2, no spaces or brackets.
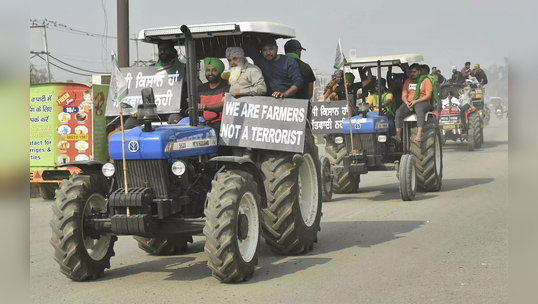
452,65,457,70
226,47,245,58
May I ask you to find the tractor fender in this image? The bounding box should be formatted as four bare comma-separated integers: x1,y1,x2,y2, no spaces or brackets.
209,156,268,208
57,161,105,175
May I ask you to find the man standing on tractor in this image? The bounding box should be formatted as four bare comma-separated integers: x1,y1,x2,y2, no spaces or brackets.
248,37,304,98
392,63,435,143
471,64,488,86
225,47,267,97
198,57,229,136
285,39,316,100
461,62,472,78
367,78,395,136
449,66,466,84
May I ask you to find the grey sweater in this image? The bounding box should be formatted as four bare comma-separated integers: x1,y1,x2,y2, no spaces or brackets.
229,62,267,96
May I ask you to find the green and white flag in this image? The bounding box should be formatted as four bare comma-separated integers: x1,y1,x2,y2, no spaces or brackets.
333,39,347,69
109,51,129,108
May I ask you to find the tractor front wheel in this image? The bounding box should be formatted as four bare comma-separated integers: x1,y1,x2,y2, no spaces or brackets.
50,174,116,281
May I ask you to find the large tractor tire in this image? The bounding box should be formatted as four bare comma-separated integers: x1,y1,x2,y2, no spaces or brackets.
468,112,483,149
410,123,443,192
39,183,59,200
320,156,333,202
324,136,359,194
133,235,193,256
467,129,475,151
50,174,116,281
204,170,262,283
399,154,417,201
261,131,322,255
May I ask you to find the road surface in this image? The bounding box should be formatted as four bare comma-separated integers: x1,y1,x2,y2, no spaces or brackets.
30,118,508,303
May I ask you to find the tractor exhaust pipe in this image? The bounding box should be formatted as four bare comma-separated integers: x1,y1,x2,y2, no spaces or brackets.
181,25,199,127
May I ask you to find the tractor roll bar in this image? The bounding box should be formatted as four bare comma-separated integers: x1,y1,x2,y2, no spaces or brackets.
181,25,200,127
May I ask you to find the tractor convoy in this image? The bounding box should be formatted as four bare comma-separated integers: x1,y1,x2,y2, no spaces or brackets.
35,21,491,284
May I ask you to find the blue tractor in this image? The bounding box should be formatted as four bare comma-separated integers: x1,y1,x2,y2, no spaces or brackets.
49,22,322,283
325,54,443,200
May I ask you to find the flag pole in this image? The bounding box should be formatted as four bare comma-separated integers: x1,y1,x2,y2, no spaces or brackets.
342,62,355,153
118,103,129,195
112,51,129,196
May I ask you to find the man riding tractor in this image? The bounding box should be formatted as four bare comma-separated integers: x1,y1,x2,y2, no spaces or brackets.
435,83,484,151
49,21,322,284
323,54,443,201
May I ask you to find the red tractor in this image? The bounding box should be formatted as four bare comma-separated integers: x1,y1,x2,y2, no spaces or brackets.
434,83,484,151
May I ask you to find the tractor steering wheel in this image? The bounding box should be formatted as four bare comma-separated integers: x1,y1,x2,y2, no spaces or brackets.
185,107,222,125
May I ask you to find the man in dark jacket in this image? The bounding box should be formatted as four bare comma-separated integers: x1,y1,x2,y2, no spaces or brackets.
250,37,304,98
471,64,488,86
285,39,316,100
449,65,465,84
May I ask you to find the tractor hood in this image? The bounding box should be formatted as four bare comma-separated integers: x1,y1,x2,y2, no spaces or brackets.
343,113,389,134
109,124,218,160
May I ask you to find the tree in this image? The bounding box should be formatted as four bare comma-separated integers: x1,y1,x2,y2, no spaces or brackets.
30,63,54,84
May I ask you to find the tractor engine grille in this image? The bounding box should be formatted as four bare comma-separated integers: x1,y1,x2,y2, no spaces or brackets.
114,159,170,198
345,134,377,155
440,115,461,123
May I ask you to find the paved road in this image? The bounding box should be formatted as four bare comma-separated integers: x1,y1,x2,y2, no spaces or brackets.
30,118,508,304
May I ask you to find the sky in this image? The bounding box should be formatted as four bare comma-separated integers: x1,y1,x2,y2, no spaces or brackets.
29,0,512,83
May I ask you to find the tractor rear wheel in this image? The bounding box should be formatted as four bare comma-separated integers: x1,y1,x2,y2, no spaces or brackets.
320,156,333,202
410,124,443,192
261,131,322,255
469,112,483,149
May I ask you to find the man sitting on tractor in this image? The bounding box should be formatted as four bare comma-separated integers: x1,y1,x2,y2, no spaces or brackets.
458,85,473,125
225,47,267,97
449,66,466,84
248,37,304,98
327,69,373,102
471,64,488,86
367,78,395,136
324,70,343,101
392,63,436,143
198,57,229,136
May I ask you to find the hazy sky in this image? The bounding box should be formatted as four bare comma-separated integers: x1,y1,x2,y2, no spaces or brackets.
29,0,511,83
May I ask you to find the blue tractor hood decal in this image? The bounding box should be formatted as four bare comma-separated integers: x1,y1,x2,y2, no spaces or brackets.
343,113,389,134
109,124,218,160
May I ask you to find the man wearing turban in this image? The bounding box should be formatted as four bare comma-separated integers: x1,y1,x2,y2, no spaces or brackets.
323,70,344,101
225,47,266,97
449,66,465,84
471,64,488,86
327,68,373,104
197,57,229,135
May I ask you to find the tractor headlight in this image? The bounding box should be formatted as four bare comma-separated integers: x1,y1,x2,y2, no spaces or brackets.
171,160,187,176
378,135,387,143
102,162,115,177
335,136,344,144
375,122,389,129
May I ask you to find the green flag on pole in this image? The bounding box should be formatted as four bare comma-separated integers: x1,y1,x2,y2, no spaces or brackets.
333,39,347,69
110,51,129,108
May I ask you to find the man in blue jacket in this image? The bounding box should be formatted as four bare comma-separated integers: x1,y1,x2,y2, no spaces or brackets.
250,37,304,98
